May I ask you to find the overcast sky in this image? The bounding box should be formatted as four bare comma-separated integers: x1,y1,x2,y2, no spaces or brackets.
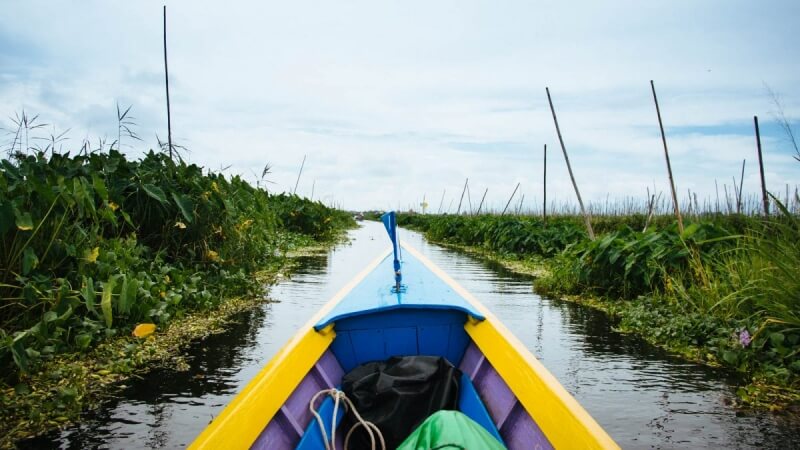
2,1,799,212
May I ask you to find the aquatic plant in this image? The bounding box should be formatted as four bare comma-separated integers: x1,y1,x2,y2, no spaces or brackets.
0,149,354,380
399,211,800,405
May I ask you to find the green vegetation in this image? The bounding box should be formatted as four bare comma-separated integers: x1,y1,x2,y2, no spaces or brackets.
0,149,353,443
398,212,800,409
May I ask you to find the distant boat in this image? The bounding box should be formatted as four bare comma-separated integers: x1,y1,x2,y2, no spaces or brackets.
189,213,618,450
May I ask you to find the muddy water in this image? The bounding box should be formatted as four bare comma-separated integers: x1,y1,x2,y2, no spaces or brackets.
22,221,799,449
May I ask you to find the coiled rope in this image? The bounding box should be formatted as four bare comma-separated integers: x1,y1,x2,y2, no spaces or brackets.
309,388,386,450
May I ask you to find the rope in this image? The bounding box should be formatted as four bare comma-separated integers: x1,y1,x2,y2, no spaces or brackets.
309,388,386,450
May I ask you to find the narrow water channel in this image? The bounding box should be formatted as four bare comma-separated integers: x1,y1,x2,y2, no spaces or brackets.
22,221,799,449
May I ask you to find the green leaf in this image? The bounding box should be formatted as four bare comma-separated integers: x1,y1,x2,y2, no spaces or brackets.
118,276,138,315
57,306,74,323
769,332,785,347
15,211,33,231
22,247,39,275
101,275,118,328
171,192,194,223
81,277,96,313
120,211,134,227
92,174,109,201
75,333,92,351
118,276,129,315
10,340,29,372
43,311,58,323
142,184,168,205
722,350,738,366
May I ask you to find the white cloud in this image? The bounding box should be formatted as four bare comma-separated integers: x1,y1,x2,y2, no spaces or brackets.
1,0,799,211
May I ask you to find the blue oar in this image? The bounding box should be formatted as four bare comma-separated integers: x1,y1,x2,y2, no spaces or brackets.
380,211,402,291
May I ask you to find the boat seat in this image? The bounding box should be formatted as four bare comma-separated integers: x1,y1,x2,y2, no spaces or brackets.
295,374,503,449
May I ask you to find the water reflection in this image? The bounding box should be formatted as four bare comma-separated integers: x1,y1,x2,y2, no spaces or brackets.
21,222,798,449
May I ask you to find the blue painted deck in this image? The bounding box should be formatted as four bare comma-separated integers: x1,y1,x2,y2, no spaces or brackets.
252,243,555,450
314,248,485,331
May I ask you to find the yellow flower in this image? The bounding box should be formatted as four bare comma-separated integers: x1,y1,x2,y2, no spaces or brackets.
236,219,254,231
107,201,119,211
84,247,100,263
206,250,220,262
174,221,187,229
132,323,156,338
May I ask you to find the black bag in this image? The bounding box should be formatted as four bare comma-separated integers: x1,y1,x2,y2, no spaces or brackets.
341,356,461,449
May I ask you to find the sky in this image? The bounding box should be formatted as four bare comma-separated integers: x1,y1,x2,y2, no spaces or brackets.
2,0,799,213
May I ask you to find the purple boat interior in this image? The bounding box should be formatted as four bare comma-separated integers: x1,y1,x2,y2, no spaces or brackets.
251,307,554,450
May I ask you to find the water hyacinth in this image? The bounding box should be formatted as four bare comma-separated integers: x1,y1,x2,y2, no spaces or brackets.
738,329,752,348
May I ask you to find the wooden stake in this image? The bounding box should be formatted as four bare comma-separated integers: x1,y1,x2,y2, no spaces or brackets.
543,144,547,223
754,116,769,216
650,80,684,233
456,178,468,215
163,5,173,159
501,182,520,216
546,87,595,239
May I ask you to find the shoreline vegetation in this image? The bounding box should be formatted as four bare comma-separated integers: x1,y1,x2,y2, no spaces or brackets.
0,149,355,447
394,212,800,413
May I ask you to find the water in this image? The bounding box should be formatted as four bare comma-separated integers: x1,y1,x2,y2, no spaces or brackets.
22,222,799,449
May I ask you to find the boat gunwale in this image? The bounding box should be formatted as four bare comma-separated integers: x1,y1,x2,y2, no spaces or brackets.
188,248,392,449
402,242,620,450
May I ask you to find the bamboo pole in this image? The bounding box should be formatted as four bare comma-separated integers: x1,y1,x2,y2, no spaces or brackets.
466,181,473,214
163,6,173,159
456,178,468,215
546,87,595,239
501,182,520,216
724,184,732,214
543,144,547,223
437,189,446,214
293,154,306,195
643,192,659,232
476,188,488,215
754,116,769,216
737,159,746,214
650,80,684,233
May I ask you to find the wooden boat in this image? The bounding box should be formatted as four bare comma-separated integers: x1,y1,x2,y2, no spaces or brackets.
190,215,618,449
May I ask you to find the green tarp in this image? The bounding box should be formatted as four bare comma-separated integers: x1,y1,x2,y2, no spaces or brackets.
396,410,507,450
